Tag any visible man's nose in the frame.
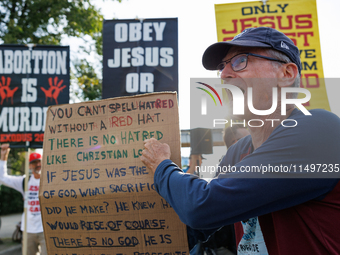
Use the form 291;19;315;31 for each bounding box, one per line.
220;63;236;79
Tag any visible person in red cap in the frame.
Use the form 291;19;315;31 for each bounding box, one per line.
0;144;46;255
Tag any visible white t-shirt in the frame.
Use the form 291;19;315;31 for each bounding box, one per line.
0;160;43;233
237;217;269;255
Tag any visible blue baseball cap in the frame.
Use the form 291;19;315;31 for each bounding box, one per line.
202;27;302;74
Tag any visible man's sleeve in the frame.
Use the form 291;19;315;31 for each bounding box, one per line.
0;160;25;195
153;111;340;230
155;160;337;229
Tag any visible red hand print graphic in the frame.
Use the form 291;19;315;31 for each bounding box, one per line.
0;76;19;105
41;76;66;105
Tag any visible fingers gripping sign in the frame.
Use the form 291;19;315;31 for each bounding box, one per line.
0;143;10;161
141;138;171;174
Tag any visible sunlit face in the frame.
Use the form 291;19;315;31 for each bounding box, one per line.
29;160;42;178
219;46;282;120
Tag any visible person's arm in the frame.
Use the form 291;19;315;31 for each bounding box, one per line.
152;159;338;229
0;143;10;161
141;111;340;229
0;144;25;195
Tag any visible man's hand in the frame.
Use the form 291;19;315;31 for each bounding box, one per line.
0;144;10;161
140;138;171;174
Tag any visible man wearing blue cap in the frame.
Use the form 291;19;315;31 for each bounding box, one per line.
0;144;47;255
140;27;340;254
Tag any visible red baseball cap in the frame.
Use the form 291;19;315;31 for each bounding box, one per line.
29;152;42;163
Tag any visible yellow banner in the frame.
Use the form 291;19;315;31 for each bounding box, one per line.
215;0;329;110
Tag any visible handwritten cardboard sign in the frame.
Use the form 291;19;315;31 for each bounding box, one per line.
40;92;189;255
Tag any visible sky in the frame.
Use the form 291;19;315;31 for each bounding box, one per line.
92;0;340;132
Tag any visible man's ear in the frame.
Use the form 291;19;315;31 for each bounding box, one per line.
278;63;299;88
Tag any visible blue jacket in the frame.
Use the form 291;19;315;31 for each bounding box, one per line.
153;109;340;253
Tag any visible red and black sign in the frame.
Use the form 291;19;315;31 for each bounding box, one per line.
0;45;70;148
102;18;178;98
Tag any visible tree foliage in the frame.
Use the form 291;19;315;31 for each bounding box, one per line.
0;0;118;100
0;149;25;215
0;185;23;215
73;58;102;101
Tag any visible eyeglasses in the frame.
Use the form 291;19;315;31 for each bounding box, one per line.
217;53;287;72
